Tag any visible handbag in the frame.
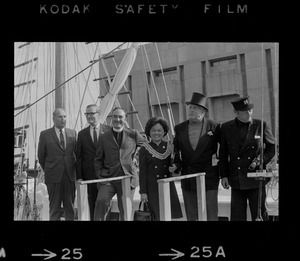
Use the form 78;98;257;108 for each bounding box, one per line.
133;201;153;221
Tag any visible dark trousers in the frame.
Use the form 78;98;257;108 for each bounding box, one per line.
94;182;124;221
46;172;75;221
230;187;268;221
87;183;98;221
182;187;218;221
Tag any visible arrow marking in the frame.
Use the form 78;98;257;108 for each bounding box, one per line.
31;249;57;260
158;248;185;260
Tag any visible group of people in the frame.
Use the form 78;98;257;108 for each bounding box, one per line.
37;92;276;221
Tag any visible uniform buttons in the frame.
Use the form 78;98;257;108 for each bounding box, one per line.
156;175;160;178
237;167;241;170
248;157;251;160
154;166;158;169
252;146;255;149
237;157;240;160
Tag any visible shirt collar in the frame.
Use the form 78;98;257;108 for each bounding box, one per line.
112;127;124;133
90;123;100;129
55;126;65;133
235;117;252;126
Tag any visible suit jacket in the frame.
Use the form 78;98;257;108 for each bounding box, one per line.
219;118;275;190
37;127;77;184
173;118;219;190
94;127;145;188
76;124;110;180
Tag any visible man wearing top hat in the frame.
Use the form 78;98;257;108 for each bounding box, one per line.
173;92;220;221
219;96;275;221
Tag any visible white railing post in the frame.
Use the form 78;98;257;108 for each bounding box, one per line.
158;182;171;221
157;173;206;221
76;176;132;221
121;176;132;221
196;174;207;221
75;182;90;221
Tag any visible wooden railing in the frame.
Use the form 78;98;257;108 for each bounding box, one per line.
75;176;132;221
157;172;207;221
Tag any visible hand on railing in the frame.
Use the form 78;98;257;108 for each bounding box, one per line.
168;164;177;173
221;177;230;189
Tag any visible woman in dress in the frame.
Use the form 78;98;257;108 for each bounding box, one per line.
139;117;182;220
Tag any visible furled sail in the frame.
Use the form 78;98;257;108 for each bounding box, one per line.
98;42;139;123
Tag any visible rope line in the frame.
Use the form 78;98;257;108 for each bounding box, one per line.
73;42;100;129
141;45;154;117
154;43;176;129
15;42;126;118
142;44;165;120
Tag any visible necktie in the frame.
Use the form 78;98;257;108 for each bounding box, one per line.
117;132;122;147
93;127;98;146
59;129;65;149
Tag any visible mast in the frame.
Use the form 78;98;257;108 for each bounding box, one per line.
55;42;66;109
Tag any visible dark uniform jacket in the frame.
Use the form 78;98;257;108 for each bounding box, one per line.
38;127;77;183
173;118;219;190
75;124;110;180
219;118;275;190
139;141;182;219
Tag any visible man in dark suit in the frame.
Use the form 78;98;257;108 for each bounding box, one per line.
94;107;145;221
173;92;220;221
219;97;275;221
38;108;77;220
76;104;110;220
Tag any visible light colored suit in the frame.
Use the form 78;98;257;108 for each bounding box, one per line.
94;127;145;220
95;127;145;187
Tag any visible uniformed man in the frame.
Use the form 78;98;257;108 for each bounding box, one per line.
219;96;275;221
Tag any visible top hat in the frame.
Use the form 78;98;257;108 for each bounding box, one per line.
186;92;208;110
231;97;254;111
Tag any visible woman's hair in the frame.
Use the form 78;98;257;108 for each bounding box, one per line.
144;117;169;138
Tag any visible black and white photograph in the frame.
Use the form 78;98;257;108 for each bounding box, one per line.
13;42;279;222
2;0;295;260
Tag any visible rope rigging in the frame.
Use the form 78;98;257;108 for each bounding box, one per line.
73;42;100;129
14;42;127;118
142;44;165;121
154;43;176;131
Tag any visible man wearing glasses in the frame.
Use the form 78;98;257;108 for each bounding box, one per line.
76;104;110;220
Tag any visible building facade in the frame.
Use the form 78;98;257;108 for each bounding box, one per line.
97;42;278;138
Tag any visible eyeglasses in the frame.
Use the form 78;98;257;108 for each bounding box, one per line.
85;112;98;116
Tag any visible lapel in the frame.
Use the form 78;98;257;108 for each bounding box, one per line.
238;120;255;154
119;128;127;149
85;126;95;148
109;128;119;147
51;127;65;151
182;121;194;153
194;118;208;152
65;128;70;150
184;119;208;153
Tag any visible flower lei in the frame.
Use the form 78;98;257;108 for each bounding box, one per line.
141;141;173;160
